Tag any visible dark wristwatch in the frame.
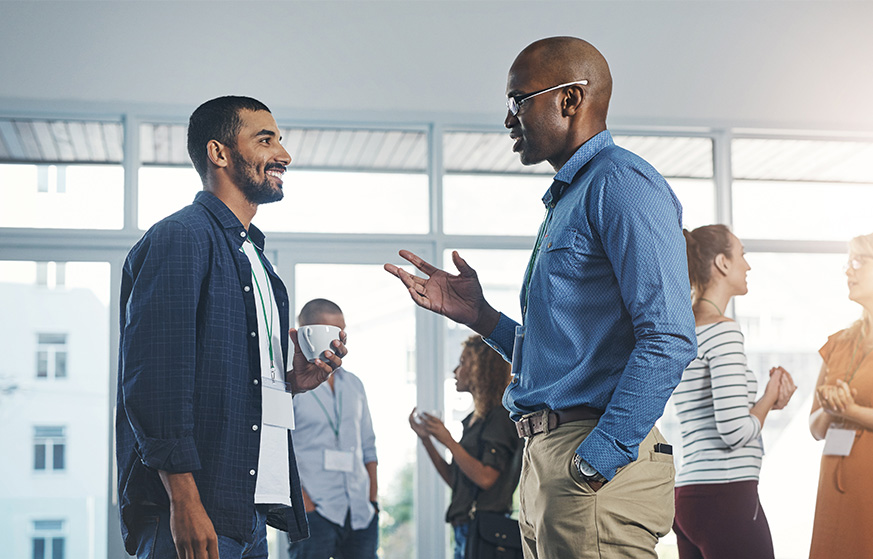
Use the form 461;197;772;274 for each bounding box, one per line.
371;500;380;513
574;454;607;484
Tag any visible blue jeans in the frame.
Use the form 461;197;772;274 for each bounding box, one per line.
127;504;269;559
287;510;378;559
453;522;469;559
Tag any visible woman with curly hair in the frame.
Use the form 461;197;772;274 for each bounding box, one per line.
410;335;522;559
809;232;873;558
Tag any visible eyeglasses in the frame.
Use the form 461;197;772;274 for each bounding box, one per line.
843;256;870;272
506;80;588;116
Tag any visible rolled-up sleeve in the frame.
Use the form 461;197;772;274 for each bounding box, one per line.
479;413;518;472
120;220;205;473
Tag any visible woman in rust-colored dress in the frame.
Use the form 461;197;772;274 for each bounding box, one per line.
809;232;873;558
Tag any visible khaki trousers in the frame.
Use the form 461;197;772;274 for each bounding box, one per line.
518;415;674;559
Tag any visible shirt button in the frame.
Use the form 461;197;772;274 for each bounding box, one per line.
253;378;259;385
547;242;552;248
244;286;251;292
249;469;256;476
240;231;246;237
250;332;256;338
252;424;259;431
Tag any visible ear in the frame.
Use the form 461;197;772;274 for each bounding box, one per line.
206;139;230;170
713;253;730;276
561;85;584;117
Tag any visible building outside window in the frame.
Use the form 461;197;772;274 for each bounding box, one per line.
31;519;65;559
33;426;65;472
36;334;67;379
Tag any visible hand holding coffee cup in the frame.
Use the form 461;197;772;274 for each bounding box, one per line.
298;324;343;363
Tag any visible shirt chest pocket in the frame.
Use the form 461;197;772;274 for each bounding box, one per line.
532;227;591;302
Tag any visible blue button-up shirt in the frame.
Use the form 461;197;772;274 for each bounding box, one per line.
487;131;697;480
116;191;308;552
291;368;378;530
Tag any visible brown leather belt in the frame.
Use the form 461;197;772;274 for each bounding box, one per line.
515;405;603;438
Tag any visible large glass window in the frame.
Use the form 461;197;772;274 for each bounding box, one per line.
4;109;872;559
736;252;858;559
139;123;430;234
443;133;715;235
137;166;200;229
293;263;418;557
0;164;124;229
256;170;429;234
732;137;873;240
0;261;109;558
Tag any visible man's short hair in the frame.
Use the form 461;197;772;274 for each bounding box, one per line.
298;298;344;326
187;96;271;181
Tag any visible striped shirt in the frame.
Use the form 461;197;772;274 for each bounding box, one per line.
673;321;763;486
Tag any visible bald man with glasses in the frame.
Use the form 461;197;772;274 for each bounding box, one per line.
386;37;696;558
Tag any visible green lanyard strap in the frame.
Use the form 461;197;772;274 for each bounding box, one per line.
246;237;277;378
312;390;343;440
522;203;555;318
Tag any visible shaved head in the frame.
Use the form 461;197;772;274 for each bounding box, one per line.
505;37;612;170
514;37;612;121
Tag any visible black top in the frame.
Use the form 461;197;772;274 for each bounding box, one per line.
445;406;522;525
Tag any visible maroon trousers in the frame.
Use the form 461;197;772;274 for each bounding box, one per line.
673;480;775;559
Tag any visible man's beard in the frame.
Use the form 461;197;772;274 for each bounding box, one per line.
230;150;284;205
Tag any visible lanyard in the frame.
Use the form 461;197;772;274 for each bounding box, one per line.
521;202;555;318
246;237;277;379
312;390;342;440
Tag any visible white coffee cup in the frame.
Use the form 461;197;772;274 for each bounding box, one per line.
298;324;342;363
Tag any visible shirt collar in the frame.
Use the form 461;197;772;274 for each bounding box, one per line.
194;190;266;248
543;130;614;205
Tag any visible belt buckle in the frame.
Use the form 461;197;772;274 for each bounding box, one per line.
516;416;533;438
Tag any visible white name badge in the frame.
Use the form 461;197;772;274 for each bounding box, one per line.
510;325;525;377
324;449;354;472
262;380;295;430
823;426;856;456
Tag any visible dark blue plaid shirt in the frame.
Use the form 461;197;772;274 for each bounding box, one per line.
488;131;697;480
116;191;308;552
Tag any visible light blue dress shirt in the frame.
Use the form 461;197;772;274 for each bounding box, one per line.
291;368;377;530
486;130;697;480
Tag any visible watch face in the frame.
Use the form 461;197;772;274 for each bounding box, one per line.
576;455;597;477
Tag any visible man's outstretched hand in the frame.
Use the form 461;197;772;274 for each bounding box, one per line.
384;250;499;336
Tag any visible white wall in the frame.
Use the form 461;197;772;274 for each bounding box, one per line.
0;0;871;131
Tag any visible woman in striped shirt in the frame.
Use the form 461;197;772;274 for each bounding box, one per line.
672;224;796;559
